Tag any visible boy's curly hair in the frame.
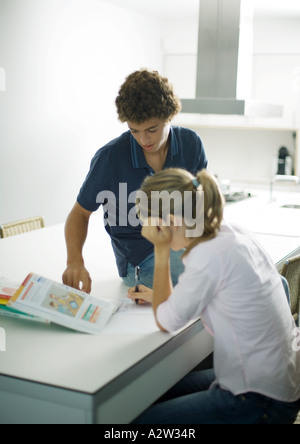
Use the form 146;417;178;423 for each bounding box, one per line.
115;69;182;124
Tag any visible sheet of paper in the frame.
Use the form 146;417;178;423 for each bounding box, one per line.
100;299;156;334
117;298;153;315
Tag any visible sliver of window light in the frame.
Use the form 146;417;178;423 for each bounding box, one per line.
0;67;6;92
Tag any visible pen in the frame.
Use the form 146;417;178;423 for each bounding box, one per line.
135;266;140;305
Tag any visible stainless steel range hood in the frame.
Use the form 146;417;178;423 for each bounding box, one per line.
181;0;283;117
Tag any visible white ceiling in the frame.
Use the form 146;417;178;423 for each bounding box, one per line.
105;0;197;20
255;0;300;18
105;0;300;20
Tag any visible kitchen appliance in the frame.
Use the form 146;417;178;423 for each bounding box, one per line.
277;147;293;176
181;0;283;117
223;191;252;204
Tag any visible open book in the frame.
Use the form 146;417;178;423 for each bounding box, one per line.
0;278;19;306
0;276;49;323
8;273;117;334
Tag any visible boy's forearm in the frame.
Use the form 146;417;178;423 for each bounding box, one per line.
65;204;91;265
63;204;93;292
65;216;87;265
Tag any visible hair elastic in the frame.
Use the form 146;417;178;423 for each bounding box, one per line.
192;178;201;189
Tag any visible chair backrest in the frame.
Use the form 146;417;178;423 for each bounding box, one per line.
0;217;45;239
281;255;300;326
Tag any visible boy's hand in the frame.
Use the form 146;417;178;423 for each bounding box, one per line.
62;264;92;294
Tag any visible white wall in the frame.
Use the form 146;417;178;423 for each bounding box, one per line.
162;18;199;99
252;18;300;126
162;15;300;125
162;14;300;183
197;128;296;184
0;0;163;226
2;3;300;228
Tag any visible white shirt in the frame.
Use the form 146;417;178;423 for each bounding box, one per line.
157;222;300;402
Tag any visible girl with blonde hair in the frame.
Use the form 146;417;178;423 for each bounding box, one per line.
129;168;300;424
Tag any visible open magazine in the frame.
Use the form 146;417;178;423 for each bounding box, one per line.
0;277;19;305
8;273;118;334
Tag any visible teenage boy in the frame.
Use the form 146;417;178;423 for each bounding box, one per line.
62;69;207;293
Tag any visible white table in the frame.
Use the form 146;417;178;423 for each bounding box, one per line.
0;214;213;424
223;191;300;269
0;212;299;424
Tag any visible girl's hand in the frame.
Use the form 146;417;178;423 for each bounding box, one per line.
141;218;172;248
127;285;153;305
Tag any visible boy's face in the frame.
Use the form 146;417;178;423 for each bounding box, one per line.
127;118;171;155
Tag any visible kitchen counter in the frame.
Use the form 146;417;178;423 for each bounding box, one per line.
0;189;299;424
224;188;300;268
0;218;213;424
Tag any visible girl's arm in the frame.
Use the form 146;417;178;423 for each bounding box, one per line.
142;220;173;332
152;245;173;331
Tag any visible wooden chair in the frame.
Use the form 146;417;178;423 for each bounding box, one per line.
280;258;300;425
0;217;45;239
281;256;300;327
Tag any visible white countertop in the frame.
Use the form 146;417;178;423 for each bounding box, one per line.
0;215;211;397
0;194;299;396
224;189;300;264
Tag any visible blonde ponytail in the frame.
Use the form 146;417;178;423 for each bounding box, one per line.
137;168;224;256
183;170;224;256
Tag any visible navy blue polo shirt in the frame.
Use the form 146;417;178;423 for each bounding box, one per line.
77;126;208;278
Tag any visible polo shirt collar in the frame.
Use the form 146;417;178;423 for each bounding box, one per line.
130;126;178;169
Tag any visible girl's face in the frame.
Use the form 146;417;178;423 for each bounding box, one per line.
127;119;171;155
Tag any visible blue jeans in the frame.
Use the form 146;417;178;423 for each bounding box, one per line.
122;250;185;288
132;370;300;424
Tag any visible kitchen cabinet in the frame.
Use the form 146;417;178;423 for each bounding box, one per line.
174;114;299;182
